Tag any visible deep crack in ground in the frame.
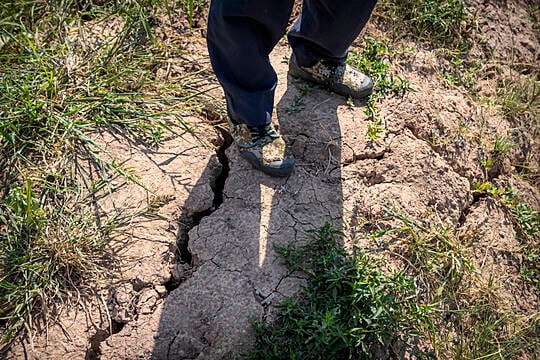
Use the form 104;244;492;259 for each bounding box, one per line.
85;320;125;360
166;126;232;292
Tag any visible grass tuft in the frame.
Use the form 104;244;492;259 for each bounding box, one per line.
246;224;433;359
366;210;539;359
0;179;118;344
375;0;474;50
473;182;540;293
497;77;539;122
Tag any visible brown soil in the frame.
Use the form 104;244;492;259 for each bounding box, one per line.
4;0;539;359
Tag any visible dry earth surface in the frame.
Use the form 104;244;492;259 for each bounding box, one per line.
4;0;539;359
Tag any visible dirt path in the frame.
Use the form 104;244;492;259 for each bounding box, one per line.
5;1;538;358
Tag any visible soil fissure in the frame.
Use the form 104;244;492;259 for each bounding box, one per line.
166;127;232;292
85;321;125;360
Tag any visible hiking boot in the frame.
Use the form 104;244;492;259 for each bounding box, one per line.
228;119;295;177
288;54;374;99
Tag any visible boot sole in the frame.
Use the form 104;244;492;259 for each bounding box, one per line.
241;151;295;177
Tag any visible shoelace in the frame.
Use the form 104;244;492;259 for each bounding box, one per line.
248;123;280;144
320;60;346;81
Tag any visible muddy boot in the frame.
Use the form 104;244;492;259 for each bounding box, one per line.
288;54;374;99
228;119;295;177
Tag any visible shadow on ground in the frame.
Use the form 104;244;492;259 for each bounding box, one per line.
151;70;351;358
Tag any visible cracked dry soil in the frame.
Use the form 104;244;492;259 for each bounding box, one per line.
5;1;539;358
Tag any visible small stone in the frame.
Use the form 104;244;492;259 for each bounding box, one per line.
138;289;158;315
108;283;134;323
155;285;167;297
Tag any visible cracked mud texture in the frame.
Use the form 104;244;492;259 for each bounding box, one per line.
5;0;539;358
107;44;477;359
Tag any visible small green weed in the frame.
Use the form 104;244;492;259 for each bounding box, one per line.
286;79;313;115
285;95;305;114
479;158;493;169
180;0;205;28
347;37;412;142
246;224;432;359
296;82;315;97
472;182;505;197
523;245;540;294
478;135;514;175
348;37;412;99
441;58;481;91
366;120;385;142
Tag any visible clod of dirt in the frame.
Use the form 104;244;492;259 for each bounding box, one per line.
108;283;136;324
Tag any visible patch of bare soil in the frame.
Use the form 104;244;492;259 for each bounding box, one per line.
5;0;538;359
467;0;539;64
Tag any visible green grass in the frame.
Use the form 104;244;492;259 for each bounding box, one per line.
246;224;433;359
368;210;538;359
491;135;514;157
348;37;412;99
447;287;540;360
472;182;540;237
375;0;474;51
375;0;479;93
387;213;473;302
284;95;305;114
180;0;206;28
247;218;538;358
497;76;539;130
0;0;217;347
366;120;385;142
441;58;481;92
494;76;539;180
347;37;412;142
1;0;538;357
0;179;120;344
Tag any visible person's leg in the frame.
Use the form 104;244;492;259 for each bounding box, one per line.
286;0;378;99
207;0;295;126
207;0;296;177
288;0;378;67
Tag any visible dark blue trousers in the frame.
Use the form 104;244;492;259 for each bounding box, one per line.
207;0;378;126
